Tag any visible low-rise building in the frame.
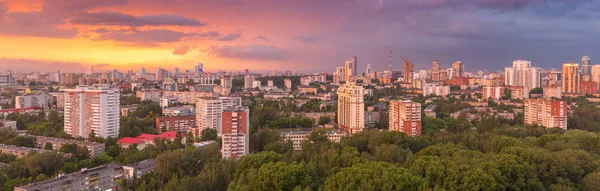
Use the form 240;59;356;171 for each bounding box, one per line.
0;144;47;158
33;136;105;157
15;94;52;109
425;104;437;118
14;164;123;191
122;159;156;179
280;129;347;150
163;105;195;117
136;90;161;102
0;120;17;130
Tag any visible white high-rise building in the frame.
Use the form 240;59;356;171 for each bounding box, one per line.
63;85;120;138
196;97;242;135
582;56;591;76
337;82;364;134
195;63;204;76
504;60;542;91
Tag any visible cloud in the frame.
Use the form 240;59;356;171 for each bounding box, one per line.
209;44;285;60
198;31;221;39
173;45;191;55
93;28;194;44
256;36;269;41
0;58;87;73
70;12;205;26
293;35;319;44
217;33;241;41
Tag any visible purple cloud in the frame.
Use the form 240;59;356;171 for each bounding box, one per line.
173;45;191;55
70;12;205;26
217;33;241;41
293;35;319;44
209;44;285;60
0;58;87;73
93;28;194;45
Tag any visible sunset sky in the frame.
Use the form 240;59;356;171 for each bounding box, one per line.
0;0;599;73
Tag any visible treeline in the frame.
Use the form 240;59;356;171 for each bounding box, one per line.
116;127;600;190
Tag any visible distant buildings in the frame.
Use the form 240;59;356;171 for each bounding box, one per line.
337;82;364;134
221;108;249;159
284;78;292;89
244;75;255;89
122;159;156;179
452;61;464;78
422;84;450;97
389;100;421;136
524;99;567;130
482;86;503;100
582;56;591;76
15;94;52;109
504;60;542;93
33;135;105;157
136;90;161;102
562;63;580;93
63;85;120;138
0;144;47;158
543;86;562;98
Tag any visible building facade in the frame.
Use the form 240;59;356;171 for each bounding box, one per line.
524;99;568;130
482;86;503;100
337;82;365;134
63;85;120;138
15;94;52;109
562;63;580;93
221;108;249;159
389;100;422;136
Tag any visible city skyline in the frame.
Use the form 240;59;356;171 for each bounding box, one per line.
0;0;599;73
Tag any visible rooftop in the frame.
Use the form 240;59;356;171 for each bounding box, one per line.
16;163;122;190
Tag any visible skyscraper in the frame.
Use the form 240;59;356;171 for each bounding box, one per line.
403;58;414;85
452;61;464;77
63;85;120;138
582;56;591;75
432;60;440;71
344;58;355;82
504;60;542;92
562;63;580;93
351;56;358;76
389;100;421;136
221;108;249;159
524;99;567;130
195;63;204;76
337;82;364;135
366;64;372;75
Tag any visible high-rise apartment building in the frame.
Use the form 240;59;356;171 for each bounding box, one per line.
592;65;600;90
195;63;204;76
337;82;364;134
422;84;450;97
389;100;421;136
156;67;169;81
524;99;567;130
543;85;562;98
504;60;542;92
452;61;464;78
63;85;120;138
196;97;242;135
221;108;249;159
562;63;580;93
403;58;414;85
244;75;255;89
366;63;372;75
582;56;591;76
352;56;358;76
334;66;345;83
344;58;355;82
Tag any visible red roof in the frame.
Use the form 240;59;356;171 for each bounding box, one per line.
158;131;185;140
135;134;158;141
0;107;41;113
117;137;144;144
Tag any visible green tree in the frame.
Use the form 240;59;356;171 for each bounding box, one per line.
324;161;422;190
43;142;53;150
